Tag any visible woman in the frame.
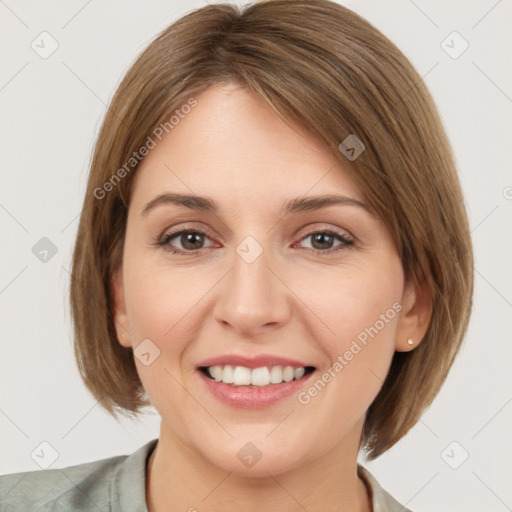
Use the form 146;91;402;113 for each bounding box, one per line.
0;0;473;510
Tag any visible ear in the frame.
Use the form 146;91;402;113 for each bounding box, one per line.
110;265;132;348
395;276;433;352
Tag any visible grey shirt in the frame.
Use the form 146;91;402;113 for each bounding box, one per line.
0;438;412;511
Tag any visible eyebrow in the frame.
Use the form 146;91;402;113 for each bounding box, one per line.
141;192;372;217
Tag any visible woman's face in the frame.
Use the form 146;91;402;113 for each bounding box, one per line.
112;82;421;476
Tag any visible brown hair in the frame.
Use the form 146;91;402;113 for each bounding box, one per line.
70;0;473;460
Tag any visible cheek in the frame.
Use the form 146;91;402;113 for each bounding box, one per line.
296;258;403;346
124;253;202;341
123;262;203;414
292;259;402;409
121;255;194;373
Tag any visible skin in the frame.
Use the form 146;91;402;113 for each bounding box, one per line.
111;82;431;512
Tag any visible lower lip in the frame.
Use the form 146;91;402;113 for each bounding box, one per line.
197;369;315;409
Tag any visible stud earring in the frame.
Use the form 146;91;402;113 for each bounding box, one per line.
407;338;414;345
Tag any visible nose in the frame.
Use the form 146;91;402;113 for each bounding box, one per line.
213;241;291;337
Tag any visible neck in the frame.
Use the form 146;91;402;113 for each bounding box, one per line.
146;421;371;512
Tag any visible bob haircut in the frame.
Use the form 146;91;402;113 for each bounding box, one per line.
70;0;473;460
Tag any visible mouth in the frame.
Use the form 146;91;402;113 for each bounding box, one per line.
198;364;316;388
195;354;318;408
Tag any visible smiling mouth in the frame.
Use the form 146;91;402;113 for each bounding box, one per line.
199;365;316;388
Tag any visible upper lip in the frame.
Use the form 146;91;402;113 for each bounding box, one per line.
197;354;314;369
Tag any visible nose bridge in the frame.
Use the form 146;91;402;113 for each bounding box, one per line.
213;233;289;333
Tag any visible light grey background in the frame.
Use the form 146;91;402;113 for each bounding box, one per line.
1;1;511;511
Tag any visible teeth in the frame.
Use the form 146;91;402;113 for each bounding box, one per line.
210;365;223;382
269;366;283;384
222;365;234;383
233;366;251;385
251;367;270;386
283;366;294;382
206;365;310;387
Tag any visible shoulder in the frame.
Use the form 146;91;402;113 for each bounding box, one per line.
0;439;158;512
358;464;415;512
0;453;124;511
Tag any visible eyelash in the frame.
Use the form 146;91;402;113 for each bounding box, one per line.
154;227;355;256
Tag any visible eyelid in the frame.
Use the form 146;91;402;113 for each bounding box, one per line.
159;222;217;240
298;224;355;241
159;223;354;242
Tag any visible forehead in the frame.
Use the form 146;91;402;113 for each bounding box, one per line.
130;83;363;213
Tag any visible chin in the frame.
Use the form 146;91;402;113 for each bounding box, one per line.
197;434;308;478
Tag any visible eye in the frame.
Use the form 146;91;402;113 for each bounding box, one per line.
156;229;214;254
155;227;354;256
297;229;354;254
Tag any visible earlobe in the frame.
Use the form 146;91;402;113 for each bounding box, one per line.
395;277;433;352
110;266;131;348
